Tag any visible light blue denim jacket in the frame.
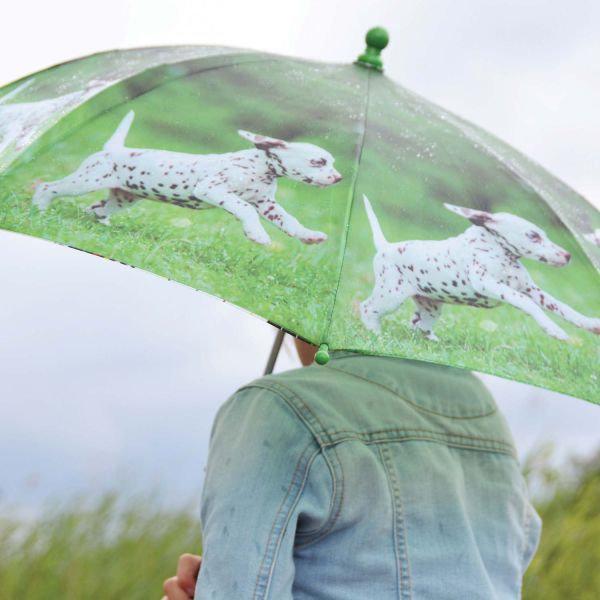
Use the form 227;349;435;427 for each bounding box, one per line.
195;353;541;599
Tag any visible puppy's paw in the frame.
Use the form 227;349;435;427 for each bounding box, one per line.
586;318;600;335
246;228;271;246
85;206;111;225
547;324;570;341
30;178;44;192
424;331;440;342
32;186;53;211
299;230;328;245
360;305;381;334
362;321;381;335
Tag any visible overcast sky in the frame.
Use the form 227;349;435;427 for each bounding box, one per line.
0;0;599;514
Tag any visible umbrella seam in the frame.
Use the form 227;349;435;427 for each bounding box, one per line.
320;67;372;344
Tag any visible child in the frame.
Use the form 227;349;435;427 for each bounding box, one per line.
163;340;541;599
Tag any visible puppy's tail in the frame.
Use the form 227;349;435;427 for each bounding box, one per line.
104;110;135;151
363;194;388;251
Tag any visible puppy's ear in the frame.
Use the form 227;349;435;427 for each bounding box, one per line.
238;130;288;150
444;203;496;227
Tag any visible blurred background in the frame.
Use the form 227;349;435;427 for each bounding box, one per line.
0;1;599;598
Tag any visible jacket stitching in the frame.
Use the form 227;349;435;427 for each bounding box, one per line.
238;382;346;548
379;444;413;600
348;437;512;457
252;441;319;600
240;380;334;444
320;429;515;457
292;452;335;539
295;444;345;548
241;382;512;455
325;362;497;419
238;379;515;567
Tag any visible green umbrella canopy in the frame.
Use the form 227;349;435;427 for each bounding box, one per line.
0;31;598;403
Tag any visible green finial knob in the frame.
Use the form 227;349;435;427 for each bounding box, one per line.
356;27;389;71
315;343;330;365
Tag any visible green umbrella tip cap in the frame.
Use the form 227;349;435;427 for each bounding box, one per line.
315;344;330;366
356;27;389;72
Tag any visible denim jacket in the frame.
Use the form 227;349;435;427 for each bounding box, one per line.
195;353;541;600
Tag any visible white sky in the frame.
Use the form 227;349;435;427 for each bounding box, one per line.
0;0;599;512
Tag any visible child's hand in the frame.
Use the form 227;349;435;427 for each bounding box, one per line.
162;553;202;600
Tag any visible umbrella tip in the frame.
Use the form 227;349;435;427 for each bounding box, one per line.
355;27;389;72
315;343;330;366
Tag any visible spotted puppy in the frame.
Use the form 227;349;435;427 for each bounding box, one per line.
33;111;342;245
360;195;600;341
1;78;109;156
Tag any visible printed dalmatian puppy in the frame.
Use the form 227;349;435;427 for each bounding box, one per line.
0;78;108;156
360;194;600;341
33;111;342;245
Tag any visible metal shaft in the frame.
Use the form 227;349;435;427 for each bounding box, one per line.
264;328;285;375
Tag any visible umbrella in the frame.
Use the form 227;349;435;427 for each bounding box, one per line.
0;29;598;403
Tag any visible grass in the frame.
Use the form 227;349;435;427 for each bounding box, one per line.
522;450;600;600
0;494;201;600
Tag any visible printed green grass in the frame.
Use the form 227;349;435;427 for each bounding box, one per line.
0;176;338;341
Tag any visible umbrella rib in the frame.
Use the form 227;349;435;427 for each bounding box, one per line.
320;68;372;346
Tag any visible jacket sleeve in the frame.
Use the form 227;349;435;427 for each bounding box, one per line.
521;500;543;574
194;385;326;600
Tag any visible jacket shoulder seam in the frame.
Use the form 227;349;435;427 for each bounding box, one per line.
252;441;320;599
294;447;344;546
239;380;333;447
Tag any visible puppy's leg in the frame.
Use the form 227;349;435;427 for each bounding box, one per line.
525;285;600;335
86;189;141;225
473;278;570;340
33;154;115;210
195;187;271;245
360;254;413;334
256;201;327;244
410;296;443;341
